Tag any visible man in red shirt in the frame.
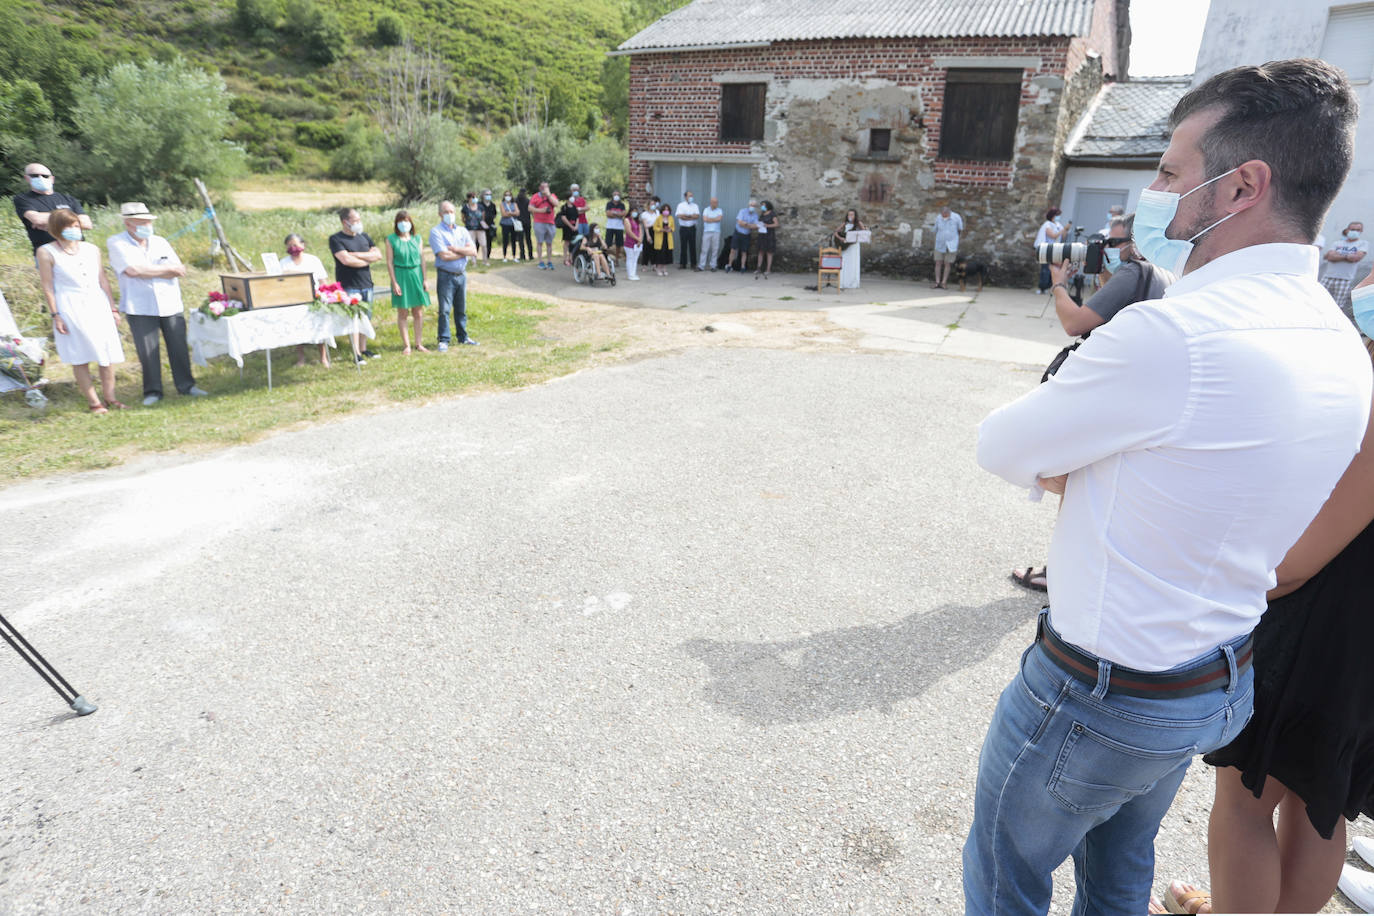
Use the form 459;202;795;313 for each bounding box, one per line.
529;181;559;270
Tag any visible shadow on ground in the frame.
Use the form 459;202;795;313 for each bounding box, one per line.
681;596;1036;724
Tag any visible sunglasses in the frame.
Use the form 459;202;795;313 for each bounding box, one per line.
1104;237;1130;248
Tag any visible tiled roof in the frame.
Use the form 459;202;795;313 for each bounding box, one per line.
617;0;1095;52
1065;77;1193;161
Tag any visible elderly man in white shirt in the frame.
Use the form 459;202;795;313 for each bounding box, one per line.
675;191;700;270
107;202;207;406
963;60;1372;916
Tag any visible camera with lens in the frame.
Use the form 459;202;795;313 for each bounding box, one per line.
1036;233;1106;274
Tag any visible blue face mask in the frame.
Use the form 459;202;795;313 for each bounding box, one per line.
397;221;411;234
1103;247;1122;269
28;175;52;193
1352;285;1374;339
60;227;82;241
1133;167;1239;274
133;224;153;239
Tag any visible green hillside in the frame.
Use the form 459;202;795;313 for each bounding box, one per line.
0;0;689;175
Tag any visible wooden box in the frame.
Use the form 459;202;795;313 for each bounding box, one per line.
220;272;316;310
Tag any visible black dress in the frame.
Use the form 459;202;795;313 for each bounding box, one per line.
1203;519;1374;839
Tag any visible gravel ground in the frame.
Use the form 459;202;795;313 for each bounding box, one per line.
1;345;1367;914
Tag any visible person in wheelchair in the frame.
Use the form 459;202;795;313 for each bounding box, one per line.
580;224;613;280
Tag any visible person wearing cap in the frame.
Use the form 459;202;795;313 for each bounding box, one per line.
14;162;90;254
106;202;206;406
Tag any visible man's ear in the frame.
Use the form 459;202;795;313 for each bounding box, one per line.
1225;159;1272;215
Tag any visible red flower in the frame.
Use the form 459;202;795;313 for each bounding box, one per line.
208;291;226;301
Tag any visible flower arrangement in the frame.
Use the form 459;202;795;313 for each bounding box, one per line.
310;282;368;319
198;290;244;320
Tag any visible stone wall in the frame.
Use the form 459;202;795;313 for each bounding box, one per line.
627;25;1114;286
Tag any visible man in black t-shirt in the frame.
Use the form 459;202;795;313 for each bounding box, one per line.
13;162;91;253
328;206;384;363
557;200;580;266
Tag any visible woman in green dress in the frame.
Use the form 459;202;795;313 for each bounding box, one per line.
385;210;430;355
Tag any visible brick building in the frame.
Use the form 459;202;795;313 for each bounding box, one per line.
613;0;1130;283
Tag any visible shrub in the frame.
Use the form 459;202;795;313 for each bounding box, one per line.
285;0;346;65
328;116;384;181
498;122;579;196
375;12;404;47
235;0;279;32
296;120;345;150
71;57;245;204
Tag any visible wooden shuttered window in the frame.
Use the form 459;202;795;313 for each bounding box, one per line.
939;69;1022;162
720;83;766;141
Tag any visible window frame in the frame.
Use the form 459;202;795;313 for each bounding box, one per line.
938;68;1023;163
719;82;767;142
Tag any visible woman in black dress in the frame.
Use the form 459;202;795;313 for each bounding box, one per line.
1162;339;1374;914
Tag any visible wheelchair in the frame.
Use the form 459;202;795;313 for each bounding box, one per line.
570;236;616;286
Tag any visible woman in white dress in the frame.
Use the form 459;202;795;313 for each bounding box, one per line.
283;233;333;368
37;209;125;413
832;208;866;289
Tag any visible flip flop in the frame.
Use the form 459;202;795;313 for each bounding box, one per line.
1011;565;1048;592
1164;882;1211;914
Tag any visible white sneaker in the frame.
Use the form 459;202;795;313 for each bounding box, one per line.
142;394;161;407
1339;863;1374;913
187;385;209;397
1354;836;1374;868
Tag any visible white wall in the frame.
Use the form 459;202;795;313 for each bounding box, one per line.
1061;164;1158;225
1193;0;1373;257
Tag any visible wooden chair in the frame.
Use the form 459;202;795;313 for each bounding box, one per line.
817;246;843;291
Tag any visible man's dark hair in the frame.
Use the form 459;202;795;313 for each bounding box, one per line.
337;207;355;222
1169;59;1357;240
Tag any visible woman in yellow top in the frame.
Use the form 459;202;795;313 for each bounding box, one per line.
651;204;675;277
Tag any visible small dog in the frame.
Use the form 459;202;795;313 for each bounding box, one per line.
952;255;990;293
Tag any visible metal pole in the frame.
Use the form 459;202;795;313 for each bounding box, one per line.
266;348;272;390
0;612;97;715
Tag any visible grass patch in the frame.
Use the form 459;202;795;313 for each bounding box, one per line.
0;292;595;482
777;295;795;301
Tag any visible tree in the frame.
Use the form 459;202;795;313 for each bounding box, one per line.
235;0;279;32
284;0;346;64
375;12;404;47
498;122;579;196
328;115;384;182
71;58;245;205
370;40;449;202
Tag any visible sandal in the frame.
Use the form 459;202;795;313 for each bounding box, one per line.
105;400;128;410
88;403;108;415
1010;565;1048;592
1164;882;1211;914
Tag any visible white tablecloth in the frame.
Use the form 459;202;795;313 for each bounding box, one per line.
188;304;376;368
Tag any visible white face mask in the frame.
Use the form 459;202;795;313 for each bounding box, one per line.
348;221;363;235
1347;230;1362;240
1133;167;1239;275
612;195;620;202
504;196;512;202
442;212;456;227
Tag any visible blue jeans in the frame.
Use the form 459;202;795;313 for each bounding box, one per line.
342;287;374;310
1038;263;1052;291
963;611;1253;916
435;270;467;344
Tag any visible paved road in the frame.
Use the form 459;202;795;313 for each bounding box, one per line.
1;343;1365;913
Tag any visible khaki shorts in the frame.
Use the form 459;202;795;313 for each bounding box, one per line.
933;249;957;263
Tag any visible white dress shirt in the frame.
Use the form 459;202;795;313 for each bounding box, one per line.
107;232;184;317
978;243;1372;670
675;200;700;227
282;252;328;284
934;212;963;252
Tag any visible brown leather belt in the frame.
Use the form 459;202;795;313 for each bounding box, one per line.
1036;615;1252;699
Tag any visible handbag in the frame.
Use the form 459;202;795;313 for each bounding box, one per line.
1041;262;1157;383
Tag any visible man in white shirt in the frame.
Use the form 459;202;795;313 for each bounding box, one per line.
698;196;723;271
1321;220;1367;317
932;204;963;289
675;191;700;270
106;202;207;406
964;59;1372;916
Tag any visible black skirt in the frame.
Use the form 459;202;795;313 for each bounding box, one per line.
1203;520;1374;839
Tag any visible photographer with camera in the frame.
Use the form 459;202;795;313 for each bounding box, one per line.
1049;213;1173;338
1010;213;1173;593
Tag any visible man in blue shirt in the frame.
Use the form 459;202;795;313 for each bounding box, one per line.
725;199;759;274
429;199;480;351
